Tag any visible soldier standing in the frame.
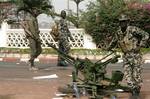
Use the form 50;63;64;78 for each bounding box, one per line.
57;10;74;66
107;15;149;96
20;15;42;71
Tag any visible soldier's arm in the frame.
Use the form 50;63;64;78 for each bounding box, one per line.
68;30;74;41
106;36;118;51
20;21;29;30
20;21;35;39
140;30;149;46
132;26;149;47
66;24;74;41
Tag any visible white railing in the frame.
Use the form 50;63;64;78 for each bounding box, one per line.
0;22;96;49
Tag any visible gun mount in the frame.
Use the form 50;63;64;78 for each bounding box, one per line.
47;43;131;99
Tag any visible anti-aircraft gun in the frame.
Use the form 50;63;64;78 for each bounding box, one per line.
47;43;131;99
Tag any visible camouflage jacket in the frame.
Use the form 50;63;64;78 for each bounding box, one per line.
21;17;40;41
58;18;73;42
108;26;149;53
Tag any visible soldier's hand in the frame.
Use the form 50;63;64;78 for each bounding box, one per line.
135;46;141;52
140;41;147;47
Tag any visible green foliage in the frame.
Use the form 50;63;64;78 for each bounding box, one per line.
13;0;53;17
80;0;127;47
0;47;106;55
70;48;104;55
1;47;150;55
0;48;57;54
80;0;150;47
141;48;150;54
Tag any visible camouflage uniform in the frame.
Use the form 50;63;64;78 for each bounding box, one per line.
21;16;42;68
57;18;73;66
109;26;149;90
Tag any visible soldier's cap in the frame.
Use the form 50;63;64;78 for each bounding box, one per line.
119;14;130;21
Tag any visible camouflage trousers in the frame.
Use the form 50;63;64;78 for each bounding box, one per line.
123;52;143;89
28;37;42;66
57;39;70;66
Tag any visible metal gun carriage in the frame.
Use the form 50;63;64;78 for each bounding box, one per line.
47;43;131;99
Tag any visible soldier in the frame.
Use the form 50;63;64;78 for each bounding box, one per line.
107;14;149;96
20;15;42;71
57;10;74;66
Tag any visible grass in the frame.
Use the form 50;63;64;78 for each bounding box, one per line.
0;47;150;55
141;48;150;54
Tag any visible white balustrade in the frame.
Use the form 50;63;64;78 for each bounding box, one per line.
0;22;96;49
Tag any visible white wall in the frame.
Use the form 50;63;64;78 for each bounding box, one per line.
0;21;8;47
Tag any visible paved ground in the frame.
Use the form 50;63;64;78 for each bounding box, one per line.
0;60;150;99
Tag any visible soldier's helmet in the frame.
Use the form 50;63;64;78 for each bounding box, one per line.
119;14;130;21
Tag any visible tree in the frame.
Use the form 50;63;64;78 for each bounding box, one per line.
80;0;150;48
14;0;53;18
14;0;79;28
71;0;84;28
0;0;17;25
11;0;53;30
0;9;5;25
80;0;127;48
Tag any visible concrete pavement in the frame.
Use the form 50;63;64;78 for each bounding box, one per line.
0;61;150;99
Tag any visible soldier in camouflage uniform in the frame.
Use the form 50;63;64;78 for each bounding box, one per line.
57;10;74;66
20;15;42;71
107;15;149;96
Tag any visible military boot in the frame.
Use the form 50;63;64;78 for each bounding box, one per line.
28;60;39;71
57;61;68;67
130;87;141;99
28;59;34;67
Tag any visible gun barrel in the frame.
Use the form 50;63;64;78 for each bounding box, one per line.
102;55;120;65
46;42;75;64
